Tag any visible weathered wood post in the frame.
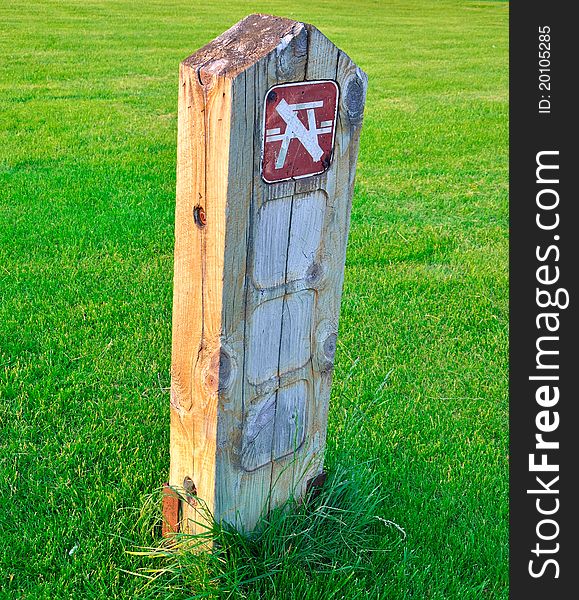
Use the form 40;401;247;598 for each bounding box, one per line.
165;14;367;535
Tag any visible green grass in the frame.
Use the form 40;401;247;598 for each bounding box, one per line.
0;0;508;597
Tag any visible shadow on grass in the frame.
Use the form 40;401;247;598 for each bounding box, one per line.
126;466;406;599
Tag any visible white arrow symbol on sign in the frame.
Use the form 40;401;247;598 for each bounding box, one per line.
265;99;333;169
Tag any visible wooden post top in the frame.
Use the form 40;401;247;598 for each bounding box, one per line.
182;14;304;82
181;14;364;88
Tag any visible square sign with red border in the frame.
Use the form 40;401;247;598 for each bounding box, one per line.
261;80;339;183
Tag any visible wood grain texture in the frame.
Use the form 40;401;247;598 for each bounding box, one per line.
169;60;231;534
169;14;367;534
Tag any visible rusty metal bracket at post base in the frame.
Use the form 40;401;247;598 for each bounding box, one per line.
162;479;199;538
162;483;180;537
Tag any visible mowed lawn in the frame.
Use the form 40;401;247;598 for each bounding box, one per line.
0;0;508;598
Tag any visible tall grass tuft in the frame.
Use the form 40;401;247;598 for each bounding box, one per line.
128;466;405;599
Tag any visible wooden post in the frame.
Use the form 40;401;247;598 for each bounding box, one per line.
167;14;367;534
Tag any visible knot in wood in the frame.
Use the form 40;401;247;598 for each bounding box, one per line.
193;205;207;228
344;71;366;125
306;262;323;285
275;25;307;79
204;349;221;393
323;333;337;361
183;476;198;506
218;347;234;390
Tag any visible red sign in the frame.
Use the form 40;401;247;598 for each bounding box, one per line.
261;80;339;183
